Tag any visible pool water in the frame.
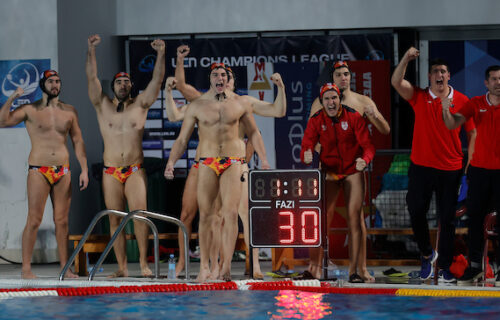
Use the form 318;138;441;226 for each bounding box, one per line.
1;290;499;319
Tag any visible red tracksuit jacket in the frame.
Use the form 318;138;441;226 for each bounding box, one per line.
300;106;375;175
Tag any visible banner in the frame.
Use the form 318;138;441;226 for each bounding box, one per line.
127;34;393;170
0;59;50;128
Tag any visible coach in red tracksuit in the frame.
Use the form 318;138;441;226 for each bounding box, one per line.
443;65;500;285
301;83;375;283
392;47;476;283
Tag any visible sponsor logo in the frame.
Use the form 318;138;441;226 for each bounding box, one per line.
249;63;271;91
1;62;41;99
138;55;156;72
341;121;348;130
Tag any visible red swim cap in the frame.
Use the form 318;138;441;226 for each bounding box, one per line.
113;72;130;80
42;70;59;81
333;60;350;70
319;83;340;99
210;63;226;70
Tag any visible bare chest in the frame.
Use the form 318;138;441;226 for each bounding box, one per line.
342;96;364;115
197;101;244;127
100;103;146;132
27;107;72;134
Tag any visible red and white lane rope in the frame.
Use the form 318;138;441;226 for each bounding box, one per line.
1;280;500;298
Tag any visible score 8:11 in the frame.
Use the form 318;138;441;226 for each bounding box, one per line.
278;210;319;245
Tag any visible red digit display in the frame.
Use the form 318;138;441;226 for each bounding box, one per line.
301;210;319;244
278;211;294;244
249;170;322;248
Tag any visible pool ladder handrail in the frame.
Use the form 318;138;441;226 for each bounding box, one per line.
87;209;189;281
59;209;159;281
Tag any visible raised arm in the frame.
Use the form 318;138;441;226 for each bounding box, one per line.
240;109;270;169
68;107;89;190
247;73;286;117
0;87;27;127
175;45;202;102
164;77;188;122
391;47;418;101
362;97;391;135
136;39;166;108
441;98;467;130
164;104;197;179
86;34;104;108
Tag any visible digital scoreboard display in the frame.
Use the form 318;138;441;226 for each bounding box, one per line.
249;170;323;248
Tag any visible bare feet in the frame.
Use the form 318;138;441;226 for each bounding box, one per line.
21;269;37;279
360;269;375;282
252;270;264;280
107;269;129;278
63;269;79;279
141;264;153;277
218;263;232;281
219;271;231;281
209;265;220;280
196;266;211;282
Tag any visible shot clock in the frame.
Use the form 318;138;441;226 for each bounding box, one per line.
249;169;324;248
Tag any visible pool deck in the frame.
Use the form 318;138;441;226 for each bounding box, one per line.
1;261;499;293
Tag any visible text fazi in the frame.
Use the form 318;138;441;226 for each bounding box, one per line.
275;200;295;209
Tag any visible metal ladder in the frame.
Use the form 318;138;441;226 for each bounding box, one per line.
59;209;189;281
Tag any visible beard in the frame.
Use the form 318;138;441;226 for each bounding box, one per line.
114;88;131;102
42;87;60;105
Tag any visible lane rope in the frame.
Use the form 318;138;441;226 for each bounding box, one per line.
1;281;499;299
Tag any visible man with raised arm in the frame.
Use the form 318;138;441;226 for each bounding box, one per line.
164;63;270;281
442;65;500;286
0;71;89;279
167;44;286;279
392;47;476;283
86;34;165;277
309;60;390;135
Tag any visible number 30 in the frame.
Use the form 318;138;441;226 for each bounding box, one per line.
279;210;318;244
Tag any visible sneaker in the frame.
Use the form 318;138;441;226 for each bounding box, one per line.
438;269;456;284
420;251;438;280
457;267;483;286
495;272;500;287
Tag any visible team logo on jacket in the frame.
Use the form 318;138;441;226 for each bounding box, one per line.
321;124;327;131
341;121;348;130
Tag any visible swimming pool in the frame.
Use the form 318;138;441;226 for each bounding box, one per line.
1;289;499;319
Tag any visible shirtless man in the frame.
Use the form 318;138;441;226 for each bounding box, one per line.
308;61;390;281
86;34;165;277
0;70;88;279
309;61;390;134
167;45;286;278
164;63;270;281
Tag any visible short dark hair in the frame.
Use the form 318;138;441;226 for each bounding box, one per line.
485;65;500;80
428;59;449;73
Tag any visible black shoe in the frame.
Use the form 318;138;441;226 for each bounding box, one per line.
495;271;500;287
349;273;364;283
457;267;483;286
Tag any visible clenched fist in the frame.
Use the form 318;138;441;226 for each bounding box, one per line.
88;34;101;48
151;39;166;53
355;158;367;171
403;47;420;62
177;45;190;59
270;73;284;88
